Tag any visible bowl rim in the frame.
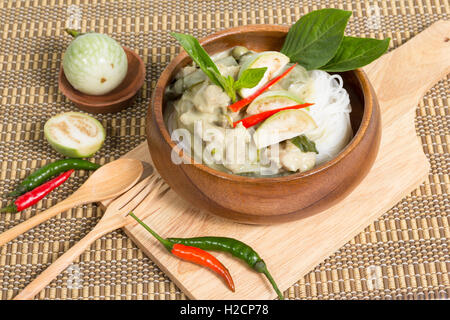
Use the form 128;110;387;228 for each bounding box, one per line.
59;46;145;108
150;24;374;183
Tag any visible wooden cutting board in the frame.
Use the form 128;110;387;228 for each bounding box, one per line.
101;21;450;300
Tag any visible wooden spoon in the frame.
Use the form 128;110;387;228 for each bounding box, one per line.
0;158;143;247
13;173;164;300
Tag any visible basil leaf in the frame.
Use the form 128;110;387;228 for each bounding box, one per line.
291;135;318;154
281;8;352;70
320;36;390;72
171;32;223;87
234;67;267;90
172;32;242;101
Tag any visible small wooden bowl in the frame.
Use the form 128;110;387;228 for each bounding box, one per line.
59;47;145;114
147;25;381;224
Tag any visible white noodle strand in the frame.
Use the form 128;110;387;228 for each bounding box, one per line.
304;70;353;165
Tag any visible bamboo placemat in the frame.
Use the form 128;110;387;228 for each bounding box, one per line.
0;0;448;300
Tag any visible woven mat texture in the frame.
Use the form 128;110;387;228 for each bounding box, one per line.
0;0;448;300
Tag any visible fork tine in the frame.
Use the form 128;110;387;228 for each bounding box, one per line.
131;178;167;219
107;174;153;211
118;174;161;214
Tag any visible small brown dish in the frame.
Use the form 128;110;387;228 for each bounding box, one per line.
59;47;145;114
147;25;381;224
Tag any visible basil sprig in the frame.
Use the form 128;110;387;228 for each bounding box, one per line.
215;66;267;102
171;32;266;102
291;135;318;154
281;9;390;72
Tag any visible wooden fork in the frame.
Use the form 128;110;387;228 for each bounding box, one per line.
13;173;165;300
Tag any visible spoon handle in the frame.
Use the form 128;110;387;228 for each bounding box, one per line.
0;197;82;247
12;216;122;300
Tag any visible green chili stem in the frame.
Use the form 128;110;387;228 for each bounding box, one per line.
8;188;26;198
65;28;82;38
0;204;17;213
128;212;173;251
263;269;284;300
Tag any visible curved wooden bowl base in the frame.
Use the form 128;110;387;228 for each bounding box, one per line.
148;25;380;223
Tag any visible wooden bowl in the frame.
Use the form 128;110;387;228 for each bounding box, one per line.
59;47;145;114
147;25;381;224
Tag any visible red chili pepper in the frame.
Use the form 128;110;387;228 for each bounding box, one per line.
127;212;235;292
1;169;74;213
228;63;298;113
171;243;235;292
233;103;314;128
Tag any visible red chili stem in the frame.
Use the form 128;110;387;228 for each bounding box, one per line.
1;169;74;213
171;243;235;292
233;103;314;128
228;63;298;113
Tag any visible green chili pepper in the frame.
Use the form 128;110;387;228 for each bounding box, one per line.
1;170;74;213
8;159;100;197
167;236;284;299
128;212;236;292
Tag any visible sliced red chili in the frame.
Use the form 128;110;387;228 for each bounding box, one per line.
1;169;74;213
233;103;314;128
228;63;298;113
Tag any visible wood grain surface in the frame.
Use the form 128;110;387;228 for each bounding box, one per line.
100;20;449;299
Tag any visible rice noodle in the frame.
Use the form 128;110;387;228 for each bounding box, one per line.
300;70;353;165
